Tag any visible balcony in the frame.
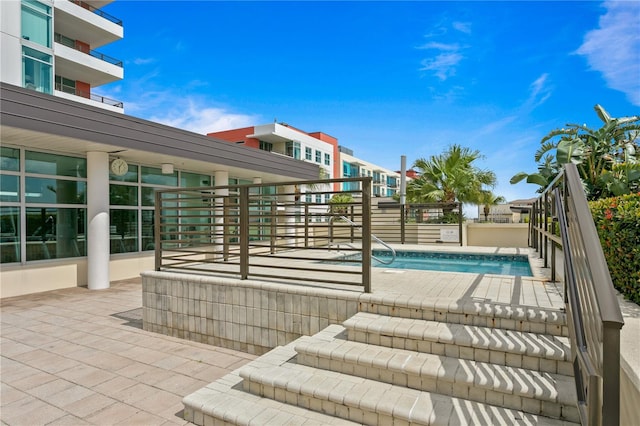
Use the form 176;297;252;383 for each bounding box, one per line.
55;81;124;112
55;33;123;67
54;0;123;49
54;40;123;87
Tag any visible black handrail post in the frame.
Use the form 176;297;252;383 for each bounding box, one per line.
154;190;161;270
458;202;463;246
361;178;372;293
239;186;249;279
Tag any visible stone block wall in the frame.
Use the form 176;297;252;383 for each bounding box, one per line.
142;271;360;355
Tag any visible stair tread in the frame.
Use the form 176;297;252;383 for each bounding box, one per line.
344;312;570;360
183;371;359;425
294;332;577;406
239;362;579;426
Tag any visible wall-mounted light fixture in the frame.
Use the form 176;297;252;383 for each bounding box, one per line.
161;163;174;174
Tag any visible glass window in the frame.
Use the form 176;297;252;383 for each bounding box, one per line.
315;150;321;163
141;187;156;207
109;163;138;182
285;141;301;160
25;207;86;260
324;153;330;166
141;210;155;251
315;194;322;204
109;184;138;206
1;207;20;263
259;141;273;152
110;209;138;254
0;175;20;202
25;177;86;204
305;147;312;160
141;166;177;186
26;151;86;177
21;0;52;48
1;147;20;172
22;46;52;94
180;172;211;188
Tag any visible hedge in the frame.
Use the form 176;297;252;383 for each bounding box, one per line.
590;193;640;305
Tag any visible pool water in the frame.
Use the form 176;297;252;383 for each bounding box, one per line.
340;250;533;276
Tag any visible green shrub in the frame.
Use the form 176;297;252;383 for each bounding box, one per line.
590;193;640;305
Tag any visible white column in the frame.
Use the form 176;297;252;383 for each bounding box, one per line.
87;152;110;290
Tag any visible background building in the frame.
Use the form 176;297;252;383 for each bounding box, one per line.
0;0;125;112
337;146;403;197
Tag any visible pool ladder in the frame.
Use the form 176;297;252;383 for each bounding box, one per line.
329;215;396;265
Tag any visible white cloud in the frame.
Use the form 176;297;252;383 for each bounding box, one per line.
452;21;471;34
148;99;258;135
133;57;155;65
576;1;640;106
420;53;464;81
523;73;552;110
417;21;471;81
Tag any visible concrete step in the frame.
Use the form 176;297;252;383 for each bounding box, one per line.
358;297;568;337
238;359;579;426
183;362;359;425
294;330;579;422
343;312;572;375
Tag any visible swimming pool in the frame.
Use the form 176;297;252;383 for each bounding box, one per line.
334;250;533;276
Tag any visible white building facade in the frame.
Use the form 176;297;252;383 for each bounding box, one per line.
338;146;402;197
0;0;124;112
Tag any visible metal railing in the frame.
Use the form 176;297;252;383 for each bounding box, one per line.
55;33;123;67
54;82;124;108
155;177;373;292
530;163;624;425
68;0;123;26
329;215;397;265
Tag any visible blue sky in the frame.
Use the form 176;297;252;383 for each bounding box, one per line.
99;0;639;206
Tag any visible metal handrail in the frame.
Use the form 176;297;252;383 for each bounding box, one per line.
330;215;397;265
54;33;123;67
68;0;123;26
531;163;624;425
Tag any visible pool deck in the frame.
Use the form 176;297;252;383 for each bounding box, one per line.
1;245;564;425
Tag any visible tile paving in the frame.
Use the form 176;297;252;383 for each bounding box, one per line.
0;278;256;426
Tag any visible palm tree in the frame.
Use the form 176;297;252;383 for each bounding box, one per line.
407;144;498;207
511;104;640;199
477;191;506;222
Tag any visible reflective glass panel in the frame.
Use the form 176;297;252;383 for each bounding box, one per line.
1;147;20;171
0;207;20;263
0;175;19;202
141;166;177;186
25;207;86;260
25;151;86;177
25;177;86;204
22;46;52;94
180;172;211;188
21;0;51;47
110;209;138;253
109;184;138;206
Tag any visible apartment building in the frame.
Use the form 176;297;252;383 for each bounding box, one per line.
0;0;124;112
338;146;402;197
0;2;319;298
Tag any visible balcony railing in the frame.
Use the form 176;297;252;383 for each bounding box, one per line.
55;33;123;67
68;0;123;26
55;82;123;108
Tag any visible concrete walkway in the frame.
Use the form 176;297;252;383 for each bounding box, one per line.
0;278;256;426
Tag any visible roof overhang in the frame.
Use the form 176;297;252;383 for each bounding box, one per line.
0;83;320;182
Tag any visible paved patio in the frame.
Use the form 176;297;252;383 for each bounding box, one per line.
0;278;257;426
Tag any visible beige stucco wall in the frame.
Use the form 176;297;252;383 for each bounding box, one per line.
0;254;154;298
465;223;529;248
